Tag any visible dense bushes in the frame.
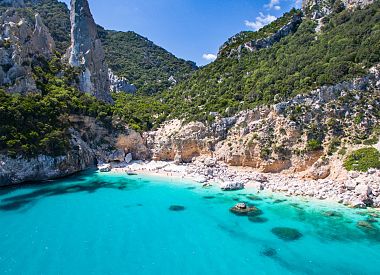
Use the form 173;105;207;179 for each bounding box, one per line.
0;56;114;157
344;148;380;172
98;28;197;94
112;93;169;131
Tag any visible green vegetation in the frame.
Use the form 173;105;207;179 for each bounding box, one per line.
344;148;380;172
161;2;380;120
0;56;114;157
98;28;197;94
220;9;302;56
307;139;323;151
112;93;169;132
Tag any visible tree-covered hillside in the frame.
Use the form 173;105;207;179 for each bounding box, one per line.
97;27;197;95
160;1;380;121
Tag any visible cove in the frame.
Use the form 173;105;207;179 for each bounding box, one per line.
0;171;379;275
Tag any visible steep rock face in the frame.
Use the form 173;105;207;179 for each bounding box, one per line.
108;69;137;94
302;0;374;19
0;10;55;93
146;120;215;163
32;13;55;57
148;65;380;174
67;0;112;103
219;13;302;58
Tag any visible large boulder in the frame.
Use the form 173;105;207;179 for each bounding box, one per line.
355;184;372;196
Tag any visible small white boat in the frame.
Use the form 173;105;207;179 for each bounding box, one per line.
220;181;244;191
98;164;111;172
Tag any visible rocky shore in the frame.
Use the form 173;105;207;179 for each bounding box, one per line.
110;157;380;209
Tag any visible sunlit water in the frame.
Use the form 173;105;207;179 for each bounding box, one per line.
0;171;379;275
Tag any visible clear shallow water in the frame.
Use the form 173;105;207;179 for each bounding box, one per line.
0;171;380;275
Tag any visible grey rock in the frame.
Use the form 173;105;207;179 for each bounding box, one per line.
124;153;133;164
302;0;374;19
108;69;137;94
355;184;372;196
107;149;125;162
67;0;112;103
0;10;54;93
0;136;95;186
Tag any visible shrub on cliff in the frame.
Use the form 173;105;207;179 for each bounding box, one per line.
344;148;380;172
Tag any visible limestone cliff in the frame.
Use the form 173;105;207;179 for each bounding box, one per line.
67;0;112;103
0;10;55;93
147;65;380;176
302;0;375;19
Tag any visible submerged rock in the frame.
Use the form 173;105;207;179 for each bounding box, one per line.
323;211;343;218
248;216;268;223
246;207;264;217
271;227;303;241
203;196;216;200
357;220;375;230
169;205;186;211
261;247;277;257
247;195;263;201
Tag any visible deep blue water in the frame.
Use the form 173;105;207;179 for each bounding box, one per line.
0;171;379;275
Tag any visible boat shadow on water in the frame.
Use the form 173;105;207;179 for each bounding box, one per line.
0;172;145;212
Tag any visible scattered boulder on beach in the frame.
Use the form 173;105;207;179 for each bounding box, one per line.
271;227;303;241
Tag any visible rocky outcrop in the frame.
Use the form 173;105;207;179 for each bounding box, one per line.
32;13;55;57
302;0;375;19
0;130;95;186
219;13;302;58
0;9;55;93
0;114;150;186
67;0;112;103
108;69;137;94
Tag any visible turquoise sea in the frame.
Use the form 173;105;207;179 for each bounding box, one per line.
0;170;380;275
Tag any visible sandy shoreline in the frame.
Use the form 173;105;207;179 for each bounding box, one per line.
102;159;380;209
